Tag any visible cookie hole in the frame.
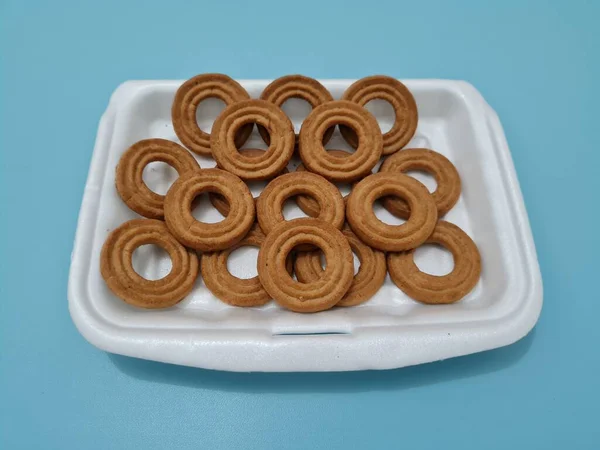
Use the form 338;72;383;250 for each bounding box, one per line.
281;97;312;134
352;251;361;275
405;170;437;193
319;251;328;270
373;200;407;225
237;124;269;150
365;98;395;133
325;126;357;152
227;246;259;279
310;250;359;276
142;162;178;195
191;193;226;223
283;196;311;220
294;247;327;280
132;244;172;281
196;97;226;133
414;244;454;276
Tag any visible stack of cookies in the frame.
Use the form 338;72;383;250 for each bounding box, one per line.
101;74;481;313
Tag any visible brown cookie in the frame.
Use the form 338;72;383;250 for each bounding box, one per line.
171;73;252;156
340;75;418;155
294;226;387;306
346;172;437;251
258;218;354;312
209;149;289;217
379;148;461;219
258;75;334;147
298;100;383;182
211;99;295;180
201;224;294;307
294;149;355;217
256;171;345;236
164;169;255;251
100;219;199;309
387;221;481;304
115;139;200;219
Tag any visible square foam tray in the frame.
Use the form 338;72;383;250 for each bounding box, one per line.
68;79;542;372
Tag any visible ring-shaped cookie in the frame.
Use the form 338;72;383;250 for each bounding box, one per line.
294;149;355;217
164;169;255;251
201;225;293;307
172;73;252;156
298;100;383;182
346;172;437;251
116;139;200;219
100;219;199;309
258;75;334;147
209;149;289;217
379;148;461;219
340;75;418;155
387;221;481;304
256;172;345;236
294;226;387;306
258;218;354;312
211;99;295;180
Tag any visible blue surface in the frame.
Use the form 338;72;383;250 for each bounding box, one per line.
1;0;599;448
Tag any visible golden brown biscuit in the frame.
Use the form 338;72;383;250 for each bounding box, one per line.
201;224;295;307
209;149;288;217
164;169;255;251
256;171;345;236
172;73;252;156
294;226;387;306
211;99;295;180
116;139;200;219
340;75;418;155
100;219;198;309
258;75;334;147
258;218;354;312
298;100;383;182
387;221;481;304
201;225;268;307
346;172;437;251
379;148;461;219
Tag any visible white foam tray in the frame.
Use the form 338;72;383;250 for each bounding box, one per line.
68;79;542;372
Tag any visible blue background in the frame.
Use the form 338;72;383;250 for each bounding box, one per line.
1;0;599;448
